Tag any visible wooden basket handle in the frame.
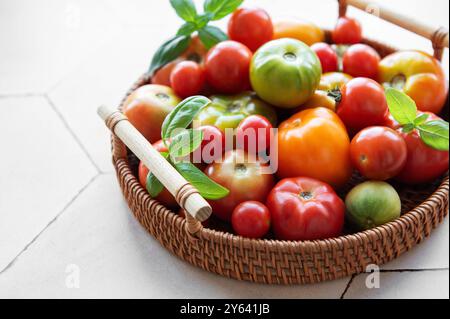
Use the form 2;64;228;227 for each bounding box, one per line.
98;105;211;234
338;0;449;61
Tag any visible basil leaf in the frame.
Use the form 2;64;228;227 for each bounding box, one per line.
146;172;164;197
148;35;191;75
417;120;449;151
169;0;197;22
177;21;197;36
173;162;229;200
195;13;212;29
385;88;417;125
169;129;203;159
161;96;211;140
198;25;228;49
203;0;243;20
414;113;430;126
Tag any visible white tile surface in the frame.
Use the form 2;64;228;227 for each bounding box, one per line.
0;96;98;271
0;175;349;299
344;270;449;299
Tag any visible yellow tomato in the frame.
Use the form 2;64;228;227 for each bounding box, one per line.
319;72;353;91
273;19;325;46
299;90;336;112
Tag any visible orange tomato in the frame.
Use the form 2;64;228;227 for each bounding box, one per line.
298;90;336;112
277;107;352;188
379;51;448;114
273;19;325;46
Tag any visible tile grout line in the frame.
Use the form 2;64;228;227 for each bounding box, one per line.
0;173;101;276
340;274;355;299
44;93;103;174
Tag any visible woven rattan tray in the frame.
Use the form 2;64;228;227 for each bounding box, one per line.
107;0;449;284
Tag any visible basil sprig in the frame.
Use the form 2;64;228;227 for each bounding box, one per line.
148;0;243;75
146;96;229;200
386;88;449;151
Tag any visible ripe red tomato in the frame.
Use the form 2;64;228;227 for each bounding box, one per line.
343;44;380;80
228;7;273;52
310;42;338;73
350;126;407;180
231;201;271;238
204;41;252;94
396;113;449;184
332;17;362;44
266;177;345;240
192;125;225;164
138;140;178;209
170;61;205;98
205;149;274;221
336;78;388;133
236;115;273;155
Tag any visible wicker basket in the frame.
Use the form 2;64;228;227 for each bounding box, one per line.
105;0;449;284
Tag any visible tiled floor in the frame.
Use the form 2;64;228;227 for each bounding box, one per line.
0;0;448;299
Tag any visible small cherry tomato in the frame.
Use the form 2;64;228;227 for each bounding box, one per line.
336;78;388;133
266;177;345;240
170;61;205;98
350;126;407;180
231;201;271;238
343;44;380;80
228;7;273;52
205;41;252;94
332;17;362;44
192;125;225;164
396;113;449;184
311;42;338;73
236;115;273;155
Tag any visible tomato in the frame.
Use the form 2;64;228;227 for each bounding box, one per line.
250;38;322;108
123;84;180;143
345;181;401;230
379;51;448;114
170;61;205;98
277;107;352;188
192;125;225;164
228;7;273;52
298;90;336;112
350;126;407;180
205;149;274;221
343;44;380;80
336;78;388;133
152;36;207;86
231;201;271;238
273;19;325;46
318;72;353;91
138;140;178;209
332;17;362;44
193;92;277;132
396;113;449;184
311;42;338;73
236;115;273;155
204;41;252;94
266;177;345;240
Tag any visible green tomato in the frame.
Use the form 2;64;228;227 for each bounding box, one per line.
345;181;401;231
193;92;277;131
250;38;322;108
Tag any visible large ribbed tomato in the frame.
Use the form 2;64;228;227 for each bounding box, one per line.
276;107;352;188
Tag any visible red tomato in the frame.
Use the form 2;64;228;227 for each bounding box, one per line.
204;41;252;94
332;17;362;44
205;149;274;221
266;177;345;240
231;201;271;238
343;44;380;80
170;61;205;98
228;7;273;52
310;42;338;73
350;126;407;180
336;78;388;133
138;140;178;209
396;113;449;184
236;115;273;155
192;125;225;164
